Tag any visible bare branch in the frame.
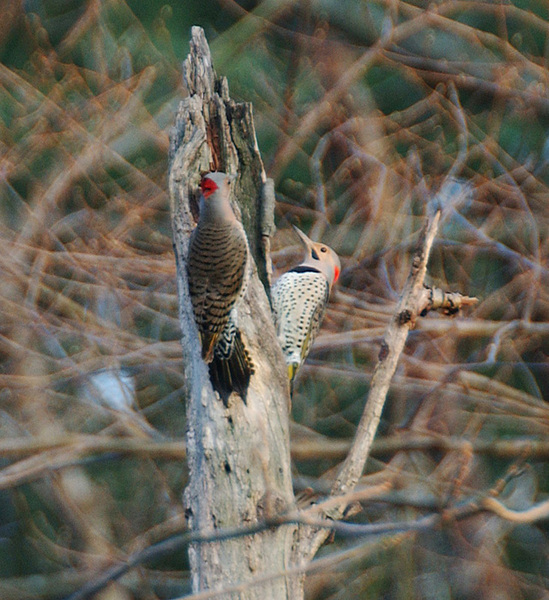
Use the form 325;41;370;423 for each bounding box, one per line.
419;285;478;316
332;212;441;497
295;211;442;560
482;496;549;524
66;472;545;600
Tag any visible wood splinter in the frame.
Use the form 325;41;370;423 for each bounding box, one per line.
420;285;478;317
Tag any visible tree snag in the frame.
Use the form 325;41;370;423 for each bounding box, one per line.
169;26;477;600
169;26;298;599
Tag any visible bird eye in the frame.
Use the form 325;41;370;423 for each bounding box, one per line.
320;247;328;253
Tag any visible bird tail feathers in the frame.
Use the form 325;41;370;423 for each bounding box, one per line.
209;329;254;406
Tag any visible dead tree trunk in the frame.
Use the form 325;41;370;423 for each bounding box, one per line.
169;27;300;599
169;26;476;600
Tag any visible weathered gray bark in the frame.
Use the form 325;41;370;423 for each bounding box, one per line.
169;27;300;599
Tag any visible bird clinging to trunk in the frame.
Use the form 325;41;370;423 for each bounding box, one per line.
271;226;340;387
187;172;253;404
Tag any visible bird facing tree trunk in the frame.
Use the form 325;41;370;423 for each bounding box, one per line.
187;172;254;404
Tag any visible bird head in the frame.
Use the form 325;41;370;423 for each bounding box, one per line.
293;226;341;288
199;172;236;220
200;172;233;198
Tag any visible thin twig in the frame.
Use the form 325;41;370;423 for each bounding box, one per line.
65;477;544;600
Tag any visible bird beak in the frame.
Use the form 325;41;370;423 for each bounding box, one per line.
292;225;314;250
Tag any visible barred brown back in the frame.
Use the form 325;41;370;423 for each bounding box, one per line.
187;220;248;362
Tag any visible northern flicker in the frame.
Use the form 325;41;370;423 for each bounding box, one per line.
271;226;340;385
187;172;253;404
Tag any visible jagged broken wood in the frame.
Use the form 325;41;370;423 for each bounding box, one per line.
419;285;478;316
169;26;298;599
